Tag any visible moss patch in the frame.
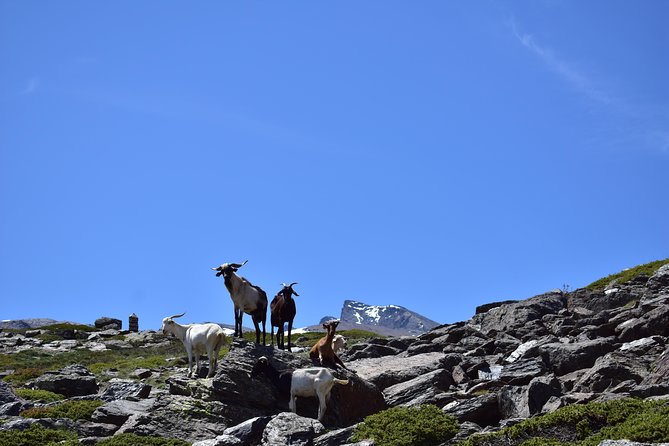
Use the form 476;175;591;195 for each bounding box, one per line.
586;258;669;290
95;433;191;445
13;388;65;403
0;424;78;446
20;399;104;421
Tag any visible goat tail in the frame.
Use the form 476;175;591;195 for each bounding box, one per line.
334;378;349;386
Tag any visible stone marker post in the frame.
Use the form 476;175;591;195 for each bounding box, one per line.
129;313;139;332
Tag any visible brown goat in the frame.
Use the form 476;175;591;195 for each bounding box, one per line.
309;320;347;369
270;282;299;351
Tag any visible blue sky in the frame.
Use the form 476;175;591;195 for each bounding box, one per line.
1;1;667;331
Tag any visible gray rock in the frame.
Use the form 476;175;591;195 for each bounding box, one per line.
449;421;483;443
617;304;669;341
314;425;356;446
99;378;151;401
442;393;500;427
95;317;122;330
261;412;325;446
599;441;669;446
498;358;547;385
647;264;669;291
472;291;567;337
91;399;155;426
75;421;119;438
192;435;242;446
0;381;21;406
133;368;153;379
383;369;454;407
116;394;228;442
347;343;402;361
348;352;445;390
644;346;669;385
540;338;617;375
573;352;646;393
32;364;99;397
223;416;272;445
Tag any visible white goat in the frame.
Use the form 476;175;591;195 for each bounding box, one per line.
160;312;226;378
212;261;268;345
290;367;349;422
331;334;347;355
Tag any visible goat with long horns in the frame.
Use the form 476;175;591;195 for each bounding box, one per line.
212;260;268;345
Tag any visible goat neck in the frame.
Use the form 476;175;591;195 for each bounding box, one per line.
223;270;244;295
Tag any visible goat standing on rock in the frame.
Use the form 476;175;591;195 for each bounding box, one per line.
251;356;349;422
212;260;268;345
270;282;299;351
160;312;226;378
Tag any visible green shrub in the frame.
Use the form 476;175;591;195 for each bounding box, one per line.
0;424;78;446
95;433;191;446
14;388;65;403
20;399;103;421
352;404;459;446
455;398;669;446
586;258;669;290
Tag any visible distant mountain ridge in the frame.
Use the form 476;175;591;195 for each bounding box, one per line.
340;299;440;335
0;318;61;330
304;300;440;336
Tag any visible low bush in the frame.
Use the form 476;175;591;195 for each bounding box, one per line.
13;388;65;403
95;433;191;446
457;398;669;446
20;399;103;421
352;404;459;446
0;424;78;446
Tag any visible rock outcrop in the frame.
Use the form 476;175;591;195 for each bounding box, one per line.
1;262;669;444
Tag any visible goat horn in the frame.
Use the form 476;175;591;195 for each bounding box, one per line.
169;312;186;319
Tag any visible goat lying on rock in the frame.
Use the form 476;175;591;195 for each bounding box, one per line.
332;334;347;355
251;356;349;422
161;312;226;378
309;320;348;369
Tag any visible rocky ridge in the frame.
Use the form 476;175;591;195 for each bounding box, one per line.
0;263;668;445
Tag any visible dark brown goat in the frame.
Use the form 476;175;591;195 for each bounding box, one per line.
270;282;299;351
309;320;347;369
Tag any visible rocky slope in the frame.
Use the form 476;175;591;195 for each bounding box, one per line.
0;263;668;445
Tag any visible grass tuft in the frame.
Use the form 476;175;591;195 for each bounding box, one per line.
0;424;78;446
13;388;65;403
586;258;669;290
95;433;191;445
20;399;104;421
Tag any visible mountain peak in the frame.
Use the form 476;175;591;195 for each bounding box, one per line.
340;299;439;335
